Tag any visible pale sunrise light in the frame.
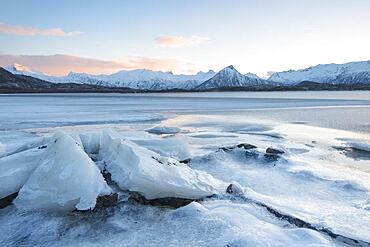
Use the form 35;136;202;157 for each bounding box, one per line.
0;0;369;76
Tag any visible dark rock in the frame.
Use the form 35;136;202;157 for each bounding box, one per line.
0;192;18;209
129;192;195;208
96;193;118;208
245;150;259;159
236;143;257;149
219;147;230;151
179;158;191;164
246;132;284;139
38;145;47;149
220;143;257;152
226;184;233;194
332;146;370;161
152;156;177;166
101;169;112;183
266;147;285;154
264;153;281;162
226;183;244;197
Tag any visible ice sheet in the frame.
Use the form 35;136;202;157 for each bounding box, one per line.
1;92;370;246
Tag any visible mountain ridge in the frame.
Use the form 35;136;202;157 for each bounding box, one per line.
3;60;370;91
196;65;269;90
268;60;370;85
0;67;134;93
5;64;217;90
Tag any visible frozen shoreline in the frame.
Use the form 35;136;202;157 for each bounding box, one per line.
0;92;369;246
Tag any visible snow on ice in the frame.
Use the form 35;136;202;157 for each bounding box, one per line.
1;95;370;246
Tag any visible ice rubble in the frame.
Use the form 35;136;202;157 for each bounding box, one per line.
2;136;48;157
14;132;111;211
99;129;221;200
0;147;44;199
0;129;221;211
79;132;101;154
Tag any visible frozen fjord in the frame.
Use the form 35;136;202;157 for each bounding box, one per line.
0;91;370;247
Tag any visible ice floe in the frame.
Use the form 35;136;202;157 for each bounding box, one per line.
343;139;370;152
79;132;101;154
147;126;181;135
1;129;223;211
14;132;111;211
99;129;222;200
0;147;44;199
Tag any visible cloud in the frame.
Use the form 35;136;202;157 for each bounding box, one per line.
154;35;209;47
0;54;197;76
0;22;83;36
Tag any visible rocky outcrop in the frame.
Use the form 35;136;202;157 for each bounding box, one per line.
0;192;18;209
129;192;195;208
219;143;257;151
226;183;244;197
265;147;285;154
96;193;118;208
264;147;285;162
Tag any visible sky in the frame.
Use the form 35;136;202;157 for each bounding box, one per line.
0;0;370;76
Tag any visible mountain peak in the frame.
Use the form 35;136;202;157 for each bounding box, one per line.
268;60;370;85
218;65;241;75
12;63;32;72
244;72;261;79
225;65;236;70
196;65;266;90
4;63;46;77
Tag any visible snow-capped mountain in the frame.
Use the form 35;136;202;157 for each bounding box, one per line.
5;63;49;79
196;65;268;90
244;72;261;79
5;64;216;90
5;60;370;91
101;69;216;90
269;61;370;85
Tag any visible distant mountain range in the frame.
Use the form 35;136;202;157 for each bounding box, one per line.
1;60;370;93
0;67;133;93
5;63;217;90
268;61;370;85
